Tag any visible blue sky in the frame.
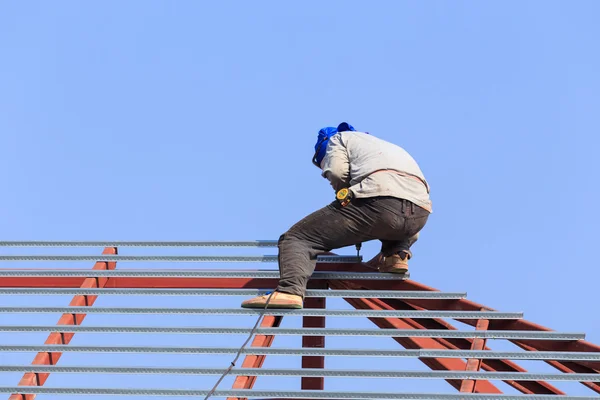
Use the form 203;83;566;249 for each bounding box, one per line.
1;1;600;398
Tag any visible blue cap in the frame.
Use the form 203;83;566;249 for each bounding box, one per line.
337;122;355;132
312;122;356;167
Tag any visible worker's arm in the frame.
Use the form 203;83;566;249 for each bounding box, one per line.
321;134;350;192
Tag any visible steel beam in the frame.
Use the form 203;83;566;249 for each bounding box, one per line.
0;255;362;263
5;365;600;381
0;276;282;289
347;288;566;395
2;387;600;399
228;315;283;400
0;269;400;279
3;345;600;361
460;316;490;393
303;281;327;391
350;298;500;393
0;325;583;339
512;340;600;394
354;259;600;373
0;288;466;299
0;306;523;319
0;241;279;247
329;279;501;394
7;247;117;400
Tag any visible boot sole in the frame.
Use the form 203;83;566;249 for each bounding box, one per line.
241;303;303;309
379;266;409;274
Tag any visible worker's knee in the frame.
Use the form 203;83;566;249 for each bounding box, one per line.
277;231;303;250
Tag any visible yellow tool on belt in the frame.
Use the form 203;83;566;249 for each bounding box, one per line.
336;188;353;207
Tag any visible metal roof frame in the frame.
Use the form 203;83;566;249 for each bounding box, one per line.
1;242;600;400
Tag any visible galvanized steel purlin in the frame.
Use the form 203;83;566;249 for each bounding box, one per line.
0;288;466;299
0;387;598;399
0;270;405;280
3;345;600;361
3;365;600;381
0;241;279;247
0;306;523;319
0;255;361;263
0;326;585;340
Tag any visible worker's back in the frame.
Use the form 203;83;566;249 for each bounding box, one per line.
337;131;432;212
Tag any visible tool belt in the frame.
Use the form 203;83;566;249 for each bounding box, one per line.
336;188;353;207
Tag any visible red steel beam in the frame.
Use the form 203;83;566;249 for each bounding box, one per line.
513;341;600;394
302;281;327;391
335;260;584;395
460;317;490;393
332;278;567;395
227;315;283;400
8;247;118;400
329;280;502;394
0;263;358;289
364;282;600;385
0;277;281;289
349;258;600;372
373;297;564;395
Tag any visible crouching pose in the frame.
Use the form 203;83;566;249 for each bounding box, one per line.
242;122;432;309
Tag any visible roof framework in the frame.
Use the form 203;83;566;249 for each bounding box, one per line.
0;242;599;400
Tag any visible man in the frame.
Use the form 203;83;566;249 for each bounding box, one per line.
241;122;432;309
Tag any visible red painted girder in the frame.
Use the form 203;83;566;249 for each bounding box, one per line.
8;247;118;400
0;263;357;289
374;297;564;395
460;317;490;393
329;280;502;394
302;281;327;391
227;315;283;400
513;341;600;394
0;277;281;289
350;258;600;372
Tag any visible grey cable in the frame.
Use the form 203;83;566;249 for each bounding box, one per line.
203;291;275;400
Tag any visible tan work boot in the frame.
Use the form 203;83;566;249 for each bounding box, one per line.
241;291;303;309
378;252;409;274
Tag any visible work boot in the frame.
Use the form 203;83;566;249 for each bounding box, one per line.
378;251;410;274
241;291;303;309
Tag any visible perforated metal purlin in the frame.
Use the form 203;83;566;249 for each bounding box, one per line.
0;325;585;340
1;365;600;381
0;307;523;319
0;288;466;299
3;346;600;361
0;270;404;280
0;387;599;399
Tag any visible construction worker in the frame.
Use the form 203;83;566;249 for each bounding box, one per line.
241;122;432;309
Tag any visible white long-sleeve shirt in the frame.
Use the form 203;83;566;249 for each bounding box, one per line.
320;131;432;212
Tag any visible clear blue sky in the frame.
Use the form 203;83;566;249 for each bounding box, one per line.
1;1;599;398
